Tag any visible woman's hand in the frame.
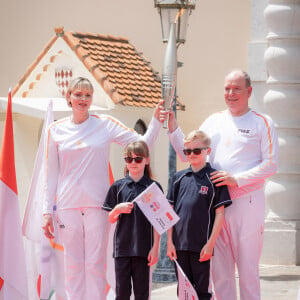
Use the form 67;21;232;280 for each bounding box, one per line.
154;100;168;123
153;99;178;132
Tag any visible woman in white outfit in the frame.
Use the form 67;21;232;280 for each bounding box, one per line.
42;77;163;300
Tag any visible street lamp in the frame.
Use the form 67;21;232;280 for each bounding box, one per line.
153;0;196;283
154;0;196;45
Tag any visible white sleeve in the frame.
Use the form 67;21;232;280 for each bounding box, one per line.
234;117;279;187
43;127;59;214
142;117;163;148
167;126;187;162
106;116;162;149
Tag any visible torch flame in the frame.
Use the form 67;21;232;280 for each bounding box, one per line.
175;8;185;23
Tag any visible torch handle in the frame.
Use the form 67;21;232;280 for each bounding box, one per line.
163;113;169;129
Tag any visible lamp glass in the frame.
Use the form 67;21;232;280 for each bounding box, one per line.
159;7;190;43
176;9;189;44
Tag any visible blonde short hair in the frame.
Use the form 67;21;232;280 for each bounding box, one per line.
183;130;211;147
66;77;94;107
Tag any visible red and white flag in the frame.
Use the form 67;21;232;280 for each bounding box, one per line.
0;90;28;299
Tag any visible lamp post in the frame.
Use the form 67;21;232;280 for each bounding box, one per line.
153;0;196;283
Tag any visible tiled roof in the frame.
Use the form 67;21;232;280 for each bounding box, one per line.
13;27;185;110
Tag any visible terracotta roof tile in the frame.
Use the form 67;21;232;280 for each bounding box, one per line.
12;27;185;110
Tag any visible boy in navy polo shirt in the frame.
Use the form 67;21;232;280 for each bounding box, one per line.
102;141;162;300
167;130;232;300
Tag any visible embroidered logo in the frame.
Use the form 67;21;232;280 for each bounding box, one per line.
199;186;208;195
76;140;87;149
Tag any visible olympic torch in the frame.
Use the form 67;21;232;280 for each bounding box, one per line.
162;22;177;129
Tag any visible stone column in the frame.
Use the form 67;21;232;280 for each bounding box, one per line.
249;0;269;115
262;0;300;264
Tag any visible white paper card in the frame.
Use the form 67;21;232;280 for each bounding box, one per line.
133;182;179;235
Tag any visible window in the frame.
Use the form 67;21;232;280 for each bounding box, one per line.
134;119;147;135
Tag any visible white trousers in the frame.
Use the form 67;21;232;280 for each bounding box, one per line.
57;208;110;300
212;189;265;300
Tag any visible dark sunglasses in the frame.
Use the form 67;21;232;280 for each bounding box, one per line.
183;147;208;156
124;156;144;164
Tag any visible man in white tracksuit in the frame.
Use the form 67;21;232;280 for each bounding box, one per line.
165;70;278;300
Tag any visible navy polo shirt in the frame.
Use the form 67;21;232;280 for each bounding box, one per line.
167;163;232;253
102;175;163;258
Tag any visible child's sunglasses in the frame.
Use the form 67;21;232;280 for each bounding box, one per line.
183;147;208;156
124;156;144;164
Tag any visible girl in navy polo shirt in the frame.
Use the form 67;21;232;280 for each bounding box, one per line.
102;141;162;300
